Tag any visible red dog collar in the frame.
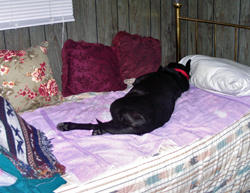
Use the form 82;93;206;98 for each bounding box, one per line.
174;68;189;80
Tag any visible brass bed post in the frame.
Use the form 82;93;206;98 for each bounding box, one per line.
173;4;250;64
174;3;182;62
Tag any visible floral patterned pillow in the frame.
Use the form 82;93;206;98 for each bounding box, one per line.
0;42;63;112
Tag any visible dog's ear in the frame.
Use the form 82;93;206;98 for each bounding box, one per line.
167;62;178;69
157;65;164;71
185;59;191;73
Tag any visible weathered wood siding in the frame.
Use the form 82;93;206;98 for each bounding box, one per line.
0;0;249;91
181;0;250;65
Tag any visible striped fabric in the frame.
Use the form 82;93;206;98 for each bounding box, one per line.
56;111;250;193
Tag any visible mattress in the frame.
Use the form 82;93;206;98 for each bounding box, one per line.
56;111;250;192
19;82;250;192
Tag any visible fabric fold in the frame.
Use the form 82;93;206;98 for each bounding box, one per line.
0;153;66;193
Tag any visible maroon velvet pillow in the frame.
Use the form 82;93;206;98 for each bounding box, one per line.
61;39;126;97
112;31;161;80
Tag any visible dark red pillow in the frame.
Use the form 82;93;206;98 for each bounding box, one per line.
61;39;126;97
112;31;161;79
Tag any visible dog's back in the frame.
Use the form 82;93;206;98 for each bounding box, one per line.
109;61;191;135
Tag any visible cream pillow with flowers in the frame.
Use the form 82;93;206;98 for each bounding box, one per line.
0;41;63;112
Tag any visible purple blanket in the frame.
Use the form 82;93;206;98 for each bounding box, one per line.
21;86;250;183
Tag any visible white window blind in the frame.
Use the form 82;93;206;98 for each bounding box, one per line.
0;0;74;31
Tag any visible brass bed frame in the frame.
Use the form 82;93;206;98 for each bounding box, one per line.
174;3;250;62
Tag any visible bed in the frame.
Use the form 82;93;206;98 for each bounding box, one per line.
1;3;250;193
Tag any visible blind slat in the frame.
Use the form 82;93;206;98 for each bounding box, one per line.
0;0;74;30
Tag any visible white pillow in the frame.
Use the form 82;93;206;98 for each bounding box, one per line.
179;55;250;96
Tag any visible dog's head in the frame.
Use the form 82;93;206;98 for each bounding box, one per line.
159;59;191;80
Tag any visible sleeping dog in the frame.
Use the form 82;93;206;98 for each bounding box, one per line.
57;60;191;135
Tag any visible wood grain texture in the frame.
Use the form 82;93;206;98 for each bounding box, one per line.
29;26;46;46
187;0;198;56
0;32;6;49
197;0;214;57
117;0;129;32
96;0;118;45
5;28;30;50
161;0;175;66
179;0;188;59
214;0;240;60
67;0;97;42
150;0;161;40
45;23;66;91
129;0;150;36
238;0;250;66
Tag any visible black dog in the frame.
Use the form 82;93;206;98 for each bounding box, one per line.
57;60;191;135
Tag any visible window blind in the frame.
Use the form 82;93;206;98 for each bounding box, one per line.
0;0;74;31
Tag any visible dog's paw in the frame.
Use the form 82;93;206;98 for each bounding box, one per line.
92;128;106;135
57;122;70;131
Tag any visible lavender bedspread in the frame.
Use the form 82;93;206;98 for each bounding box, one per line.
20;86;250;183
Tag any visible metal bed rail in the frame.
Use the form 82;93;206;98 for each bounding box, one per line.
174;3;250;62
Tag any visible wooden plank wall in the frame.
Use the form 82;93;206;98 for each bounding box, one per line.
0;0;249;91
180;0;250;65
